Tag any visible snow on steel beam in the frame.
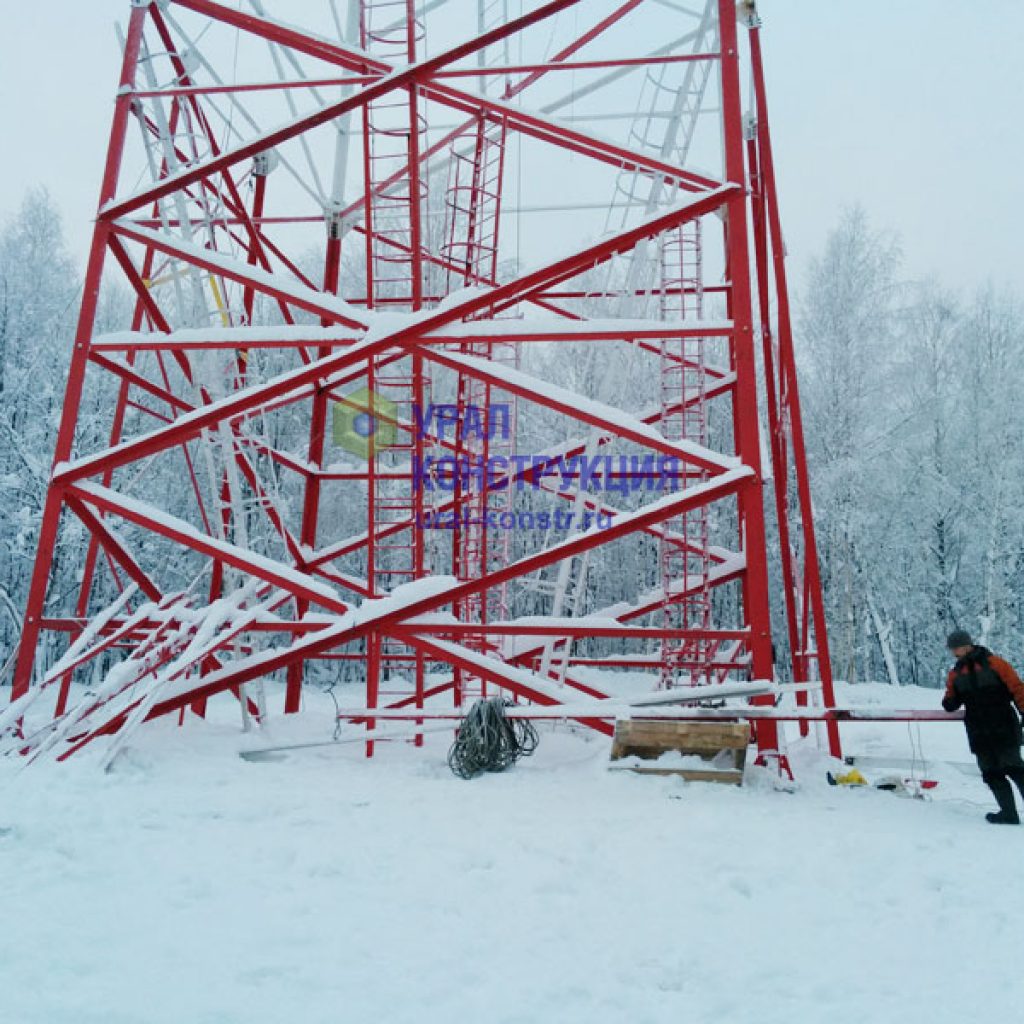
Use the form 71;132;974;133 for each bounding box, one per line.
389;620;749;640
68;482;349;615
91;325;361;352
55;185;739;488
37;609;336;638
23;607;214;764
0;598;185;742
56;586;295;764
404;635;605;709
110;203;301;336
425;318;735;343
420;347;737;474
91;319;735;373
65;495;163;602
532;473;736;562
564;655;747;670
36;589;155;690
107;237;179;336
503;556;748;662
109;220;367;330
88;353;195;414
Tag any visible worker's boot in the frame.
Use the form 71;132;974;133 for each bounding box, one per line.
982;770;1020;825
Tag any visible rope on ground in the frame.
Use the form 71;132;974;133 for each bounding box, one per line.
447;697;539;780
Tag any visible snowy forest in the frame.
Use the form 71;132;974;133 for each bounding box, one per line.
1;188;1021;691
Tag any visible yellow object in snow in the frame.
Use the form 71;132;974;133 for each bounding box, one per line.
832;768;869;787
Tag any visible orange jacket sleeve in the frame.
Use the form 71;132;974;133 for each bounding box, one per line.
991;656;1024;714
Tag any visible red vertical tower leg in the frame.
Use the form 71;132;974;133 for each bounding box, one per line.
716;0;781;760
746;9;840;757
11;4;148;703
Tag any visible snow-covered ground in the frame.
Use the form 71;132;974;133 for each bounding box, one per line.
2;680;1021;1024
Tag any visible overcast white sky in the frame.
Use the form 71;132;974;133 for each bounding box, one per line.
0;0;1020;293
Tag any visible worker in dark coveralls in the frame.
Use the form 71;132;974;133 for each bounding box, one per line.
942;630;1024;824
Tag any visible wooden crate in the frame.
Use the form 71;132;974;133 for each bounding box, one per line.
609;719;750;785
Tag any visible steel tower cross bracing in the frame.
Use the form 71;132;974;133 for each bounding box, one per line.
6;0;841;765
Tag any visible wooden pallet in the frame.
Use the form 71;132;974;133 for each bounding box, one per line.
609;720;750;784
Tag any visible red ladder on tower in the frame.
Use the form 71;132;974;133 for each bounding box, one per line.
359;0;432;722
658;221;714;687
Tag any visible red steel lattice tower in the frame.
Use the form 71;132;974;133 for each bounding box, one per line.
6;0;840;766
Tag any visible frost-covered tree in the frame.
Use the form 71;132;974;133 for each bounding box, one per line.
0;189;82;669
798;206;903;682
797;210;1024;686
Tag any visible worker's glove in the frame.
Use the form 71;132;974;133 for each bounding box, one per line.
941;696;959;713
